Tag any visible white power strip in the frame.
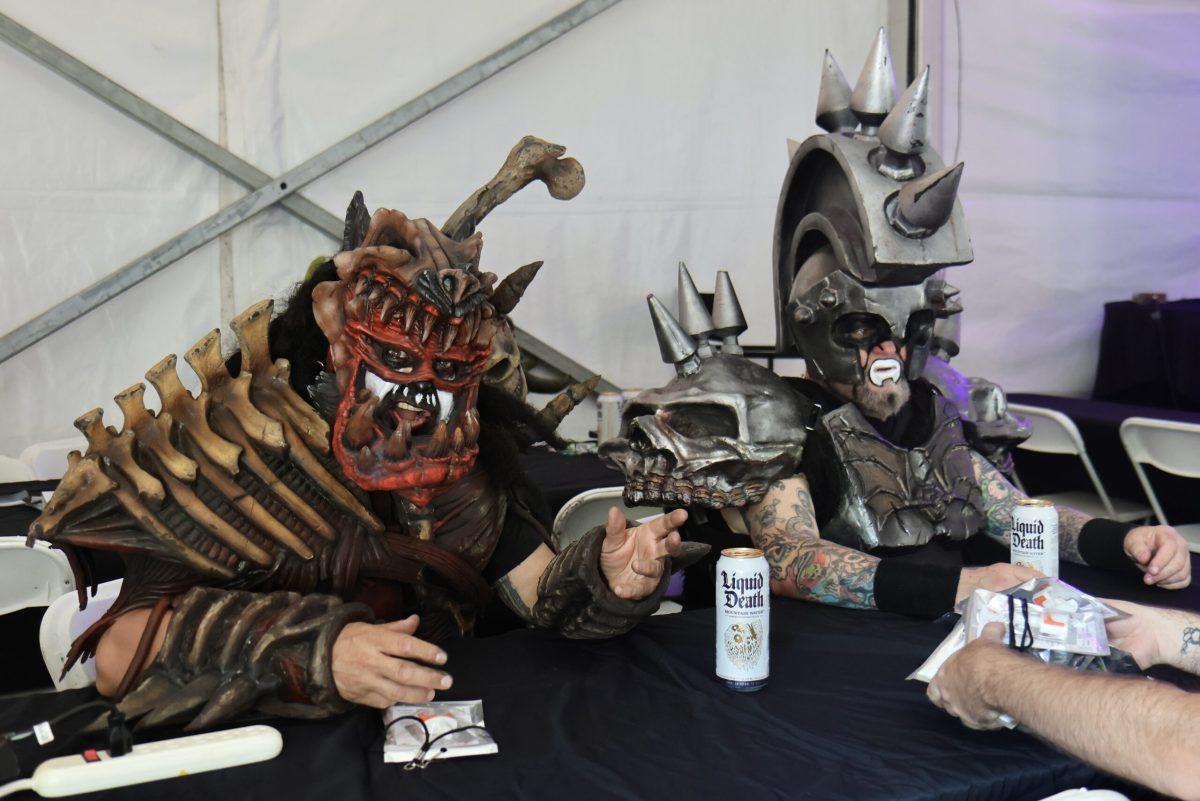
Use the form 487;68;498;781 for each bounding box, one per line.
26;725;282;797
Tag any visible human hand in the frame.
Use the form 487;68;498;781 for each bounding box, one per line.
927;622;1009;730
1124;525;1191;589
955;562;1044;605
331;615;452;708
599;507;687;600
1100;598;1170;670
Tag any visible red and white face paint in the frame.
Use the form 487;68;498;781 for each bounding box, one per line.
313;209;498;508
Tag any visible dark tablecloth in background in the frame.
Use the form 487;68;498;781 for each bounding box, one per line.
1093;298;1200;411
1008;393;1200;525
4;557;1196;801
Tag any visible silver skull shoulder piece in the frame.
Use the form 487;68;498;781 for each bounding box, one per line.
600;266;813;509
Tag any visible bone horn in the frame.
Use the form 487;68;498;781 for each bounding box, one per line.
850;27;897;134
341;190;371;251
441;135;585;241
676;262;715;358
535;374;601;432
710;271;747;356
491;261;543;315
647;294;700;376
815;49;857;133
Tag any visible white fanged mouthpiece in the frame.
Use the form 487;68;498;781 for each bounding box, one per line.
868;358;902;386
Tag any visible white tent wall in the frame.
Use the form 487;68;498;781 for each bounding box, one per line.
0;0;897;454
922;0;1200;396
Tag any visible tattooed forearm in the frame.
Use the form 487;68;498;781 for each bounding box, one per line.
747;476;879;609
970;451;1086;563
1182;627;1200;662
494;574;533;623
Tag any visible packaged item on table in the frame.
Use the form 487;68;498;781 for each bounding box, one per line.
383;700;497;765
909;578;1134;685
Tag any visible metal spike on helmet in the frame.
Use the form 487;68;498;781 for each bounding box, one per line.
849;27;897;134
877;65;931;179
710;271;747;356
889;162;964;236
647;294;700;376
815;50;857;133
676;262;715;357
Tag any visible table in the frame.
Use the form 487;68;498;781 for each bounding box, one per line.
4;557;1195;801
1093;298;1200;411
1008;393;1200;525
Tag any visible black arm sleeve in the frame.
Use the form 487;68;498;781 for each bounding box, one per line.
873;558;960;618
1077;518;1138;571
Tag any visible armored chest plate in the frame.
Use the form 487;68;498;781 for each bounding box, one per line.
817;395;984;550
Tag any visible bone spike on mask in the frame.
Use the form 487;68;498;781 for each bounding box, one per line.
850;27;897;133
228;300;274;375
676;262;715;358
535;374;600;432
492;261;542;315
889;162;964;236
879;65;930;157
710;271;747;356
815;49;857;133
647;294;700;376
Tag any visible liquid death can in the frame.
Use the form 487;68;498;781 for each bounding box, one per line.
716;547;769;692
1011;498;1059;578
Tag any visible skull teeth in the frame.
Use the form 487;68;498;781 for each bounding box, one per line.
624;474;760;510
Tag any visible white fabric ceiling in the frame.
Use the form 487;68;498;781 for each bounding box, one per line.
0;0;894;454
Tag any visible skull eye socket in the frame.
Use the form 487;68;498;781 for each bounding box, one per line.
434;358;467;382
904;310;936;351
666;404;739;439
380;346;415;373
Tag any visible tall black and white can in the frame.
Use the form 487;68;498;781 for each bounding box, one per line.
716;547;770;692
1011;498;1059;578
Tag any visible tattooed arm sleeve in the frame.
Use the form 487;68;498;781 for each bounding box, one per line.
746;475;880;609
970;450;1090;563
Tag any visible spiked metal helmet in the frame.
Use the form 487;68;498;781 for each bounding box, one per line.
599;265;810;509
774;29;972;385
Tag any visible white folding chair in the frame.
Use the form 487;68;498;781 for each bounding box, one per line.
1008;404;1151;523
19;436;88;481
0;537;74;617
1119;417;1200;553
552;486;664;550
40;579;124;690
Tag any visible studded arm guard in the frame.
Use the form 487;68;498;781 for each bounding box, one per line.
117;587;373;731
530;524;709;639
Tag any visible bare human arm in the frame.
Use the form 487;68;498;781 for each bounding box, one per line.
929;622;1200;800
1102;598;1200;673
971;450;1190;588
745;475;879;608
745;475;1042;610
970;450;1088;561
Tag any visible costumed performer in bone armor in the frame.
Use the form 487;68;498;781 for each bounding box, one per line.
27;137;706;731
603;31;1189;618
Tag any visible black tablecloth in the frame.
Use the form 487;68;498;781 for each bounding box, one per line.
1008;393;1200;524
4;558;1196;801
1093;298;1200;411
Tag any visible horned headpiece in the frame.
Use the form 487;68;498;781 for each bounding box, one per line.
775;28;971;385
599;265;810;509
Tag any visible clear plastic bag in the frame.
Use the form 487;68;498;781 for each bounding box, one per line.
382;700;497;765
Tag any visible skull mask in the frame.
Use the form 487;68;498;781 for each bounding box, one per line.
600;267;812;509
601;354;810;508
